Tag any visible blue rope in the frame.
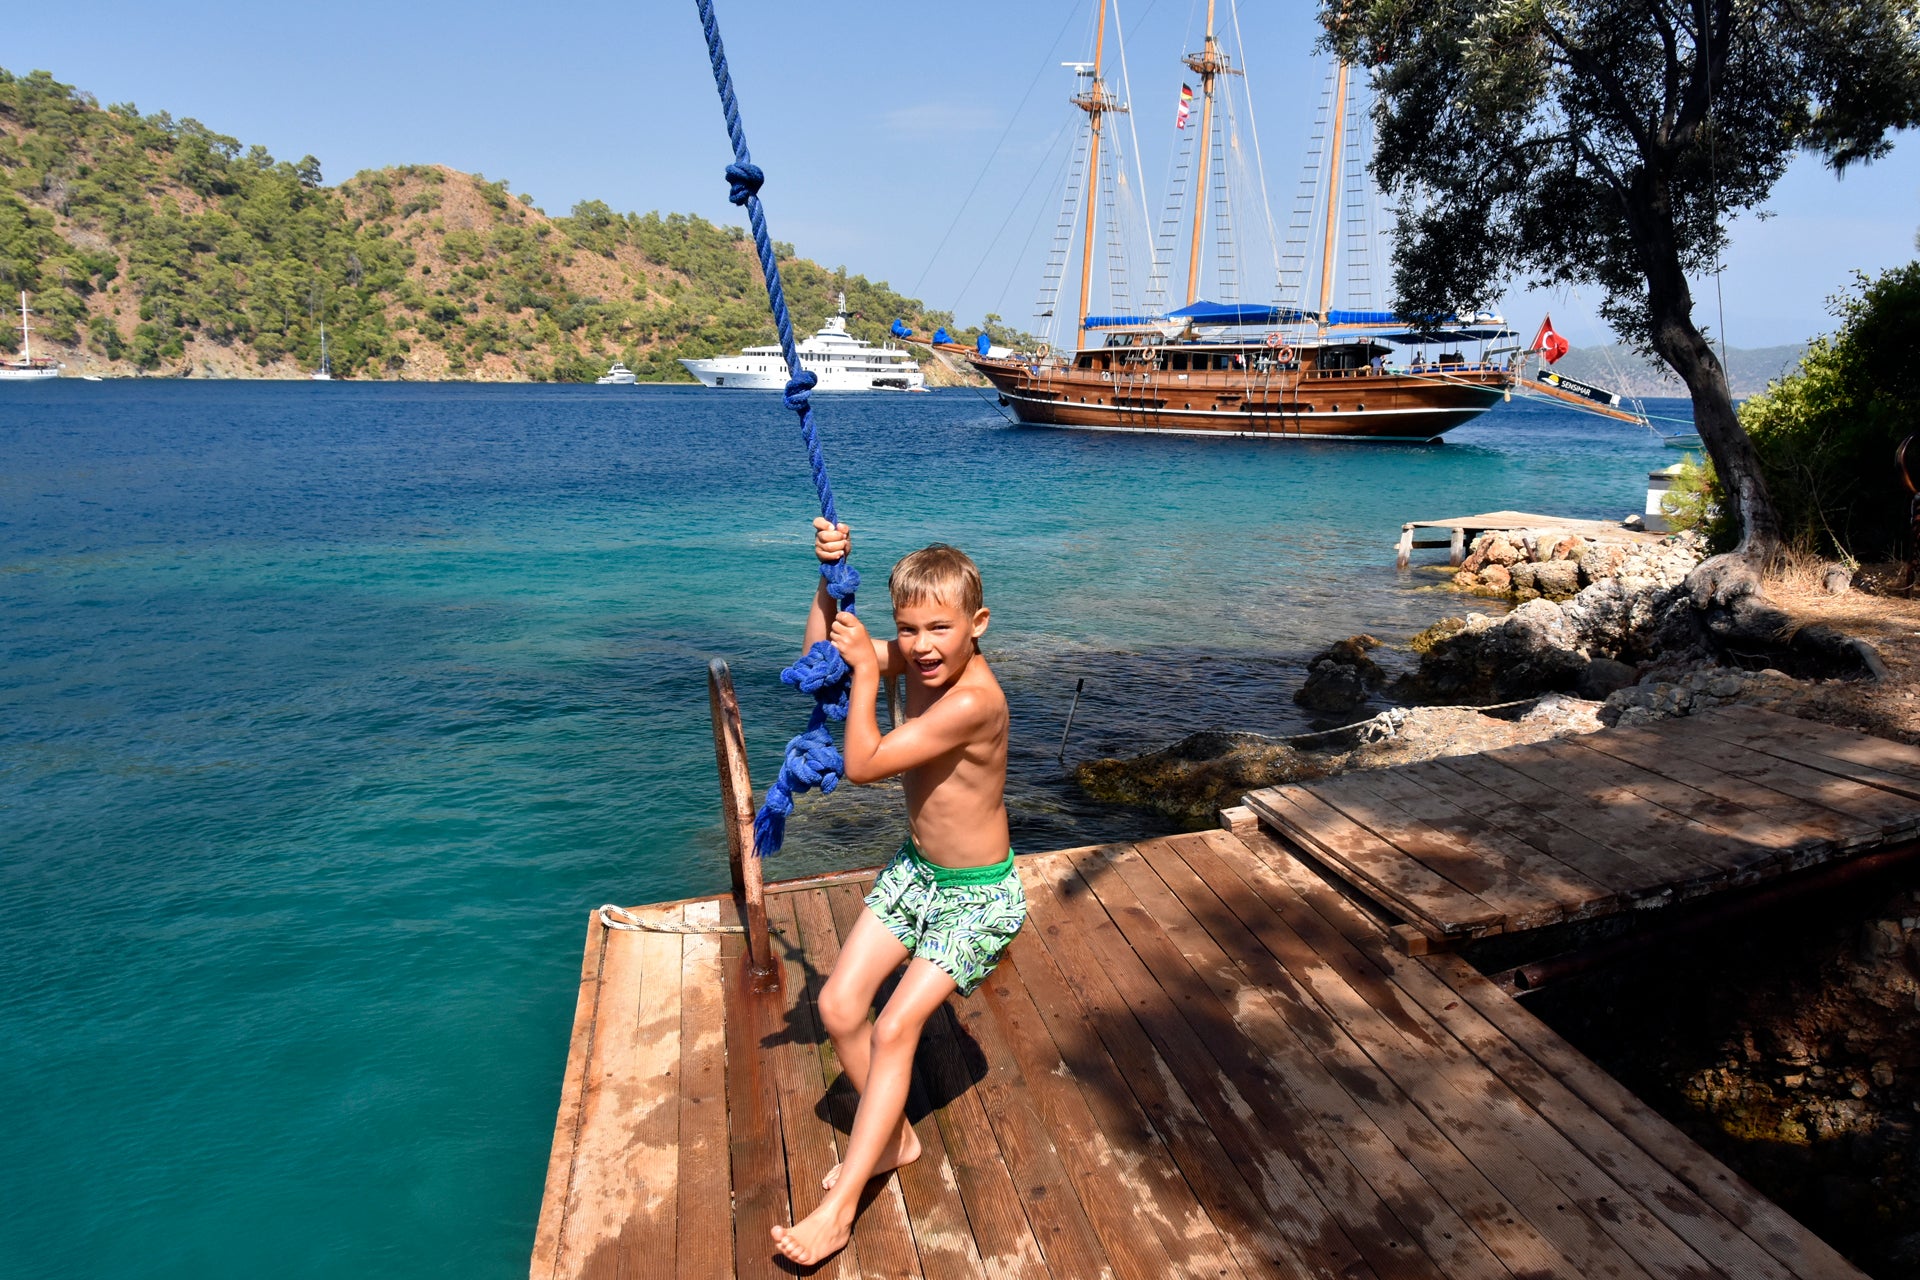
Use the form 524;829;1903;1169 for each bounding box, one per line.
695;0;858;857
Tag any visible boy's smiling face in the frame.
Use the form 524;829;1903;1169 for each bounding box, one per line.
893;594;990;689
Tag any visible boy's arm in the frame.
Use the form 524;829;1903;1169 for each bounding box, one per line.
828;614;995;784
803;519;893;674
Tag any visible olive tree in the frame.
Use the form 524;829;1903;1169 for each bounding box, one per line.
1323;0;1920;567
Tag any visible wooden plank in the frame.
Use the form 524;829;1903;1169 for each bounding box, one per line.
1007;873;1306;1279
548;911;682;1280
1682;709;1920;803
784;887;929;1279
1235;826;1856;1280
1246;785;1503;938
676;901;734;1280
1706;704;1920;781
1425;953;1866;1280
1636;717;1920;839
1401;756;1702;900
821;883;1036;1280
956;955;1165;1280
1021;854;1368;1278
1474;740;1779;883
764;891;863;1279
532;913;608;1280
1035;850;1399;1279
1168;835;1682;1280
721;926;792;1280
1116;837;1523;1280
1311;769;1599;928
1571;731;1899;855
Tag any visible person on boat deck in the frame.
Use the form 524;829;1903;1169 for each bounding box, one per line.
771;519;1024;1268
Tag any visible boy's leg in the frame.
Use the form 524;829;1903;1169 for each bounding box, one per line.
815;906;918;1189
773;957;958;1267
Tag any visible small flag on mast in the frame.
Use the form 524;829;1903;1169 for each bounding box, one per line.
1175;84;1194;130
1531;315;1570;364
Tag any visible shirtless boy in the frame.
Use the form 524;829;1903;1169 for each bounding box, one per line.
771;517;1023;1267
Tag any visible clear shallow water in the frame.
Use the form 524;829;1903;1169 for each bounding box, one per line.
0;382;1685;1277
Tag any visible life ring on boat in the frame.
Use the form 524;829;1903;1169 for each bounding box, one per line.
1036;342;1052;360
1274;345;1296;364
1263;331;1286;348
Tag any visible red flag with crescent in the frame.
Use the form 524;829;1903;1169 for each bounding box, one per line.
1175;84;1194;129
1532;315;1570;364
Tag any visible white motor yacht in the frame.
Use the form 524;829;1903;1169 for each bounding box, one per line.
1;292;61;381
596;361;637;385
679;293;924;391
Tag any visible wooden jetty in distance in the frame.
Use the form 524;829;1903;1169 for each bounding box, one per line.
1394;509;1666;567
530;666;1918;1278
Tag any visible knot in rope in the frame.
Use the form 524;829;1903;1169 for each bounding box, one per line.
820;559;859;605
783;369;817;411
781;641;852;720
724;161;765;206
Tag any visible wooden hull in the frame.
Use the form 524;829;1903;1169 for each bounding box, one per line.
966;354;1511;441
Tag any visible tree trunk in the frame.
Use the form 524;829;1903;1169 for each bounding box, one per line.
1650;313;1781;561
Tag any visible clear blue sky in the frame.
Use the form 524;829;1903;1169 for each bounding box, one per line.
19;0;1920;349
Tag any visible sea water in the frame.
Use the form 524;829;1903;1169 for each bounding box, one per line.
0;382;1686;1277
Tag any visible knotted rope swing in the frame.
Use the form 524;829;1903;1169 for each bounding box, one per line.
695;0;857;858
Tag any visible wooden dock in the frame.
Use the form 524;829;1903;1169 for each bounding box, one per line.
1393;509;1666;567
529;669;1911;1278
531;827;1868;1279
1247;705;1920;943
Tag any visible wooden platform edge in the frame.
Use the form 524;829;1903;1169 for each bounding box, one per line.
530;909;610;1280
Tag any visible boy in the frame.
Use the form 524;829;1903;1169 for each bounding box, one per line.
771;517;1024;1267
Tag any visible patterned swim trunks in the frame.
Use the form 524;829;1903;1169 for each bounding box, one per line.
864;838;1028;996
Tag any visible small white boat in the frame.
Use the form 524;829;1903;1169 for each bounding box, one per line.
680;293;924;391
596;361;637;385
1;292;61;381
311;322;333;381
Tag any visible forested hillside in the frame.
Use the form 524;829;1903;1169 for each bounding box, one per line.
0;67;984;380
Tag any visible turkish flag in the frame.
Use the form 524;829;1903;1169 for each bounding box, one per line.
1532;316;1570;364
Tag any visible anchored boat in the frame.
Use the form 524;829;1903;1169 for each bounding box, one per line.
682;293;925;392
1;292;61;381
966;1;1522;442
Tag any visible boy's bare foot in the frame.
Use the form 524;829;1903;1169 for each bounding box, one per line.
771;1200;856;1266
821;1122;921;1190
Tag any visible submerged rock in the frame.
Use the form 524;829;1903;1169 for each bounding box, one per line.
1295;634;1386;714
1075;731;1329;827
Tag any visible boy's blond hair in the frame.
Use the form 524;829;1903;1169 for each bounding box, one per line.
889;544;984;614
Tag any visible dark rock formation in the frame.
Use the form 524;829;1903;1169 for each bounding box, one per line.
1295;634;1385;714
1074;731;1329;827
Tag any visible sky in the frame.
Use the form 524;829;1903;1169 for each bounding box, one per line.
15;0;1920;349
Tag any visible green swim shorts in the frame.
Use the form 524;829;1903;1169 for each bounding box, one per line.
864;838;1028;996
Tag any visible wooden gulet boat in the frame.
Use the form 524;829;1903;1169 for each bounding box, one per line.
965;0;1521;443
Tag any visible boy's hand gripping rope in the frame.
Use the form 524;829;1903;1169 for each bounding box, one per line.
695;0;858;857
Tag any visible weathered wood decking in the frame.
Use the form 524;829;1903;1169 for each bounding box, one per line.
532;822;1868;1279
1247;705;1920;943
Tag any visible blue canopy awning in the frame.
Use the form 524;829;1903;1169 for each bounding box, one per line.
1165;300;1311;326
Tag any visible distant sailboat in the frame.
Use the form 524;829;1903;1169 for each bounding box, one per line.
1;292;61;381
311;322;333;381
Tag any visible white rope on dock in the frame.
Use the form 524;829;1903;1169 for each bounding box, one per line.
597;904;746;934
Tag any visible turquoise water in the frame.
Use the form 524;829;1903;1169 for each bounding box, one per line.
0;383;1684;1277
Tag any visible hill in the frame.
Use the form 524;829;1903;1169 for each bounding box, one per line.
1549;341;1809;400
0;67;987;381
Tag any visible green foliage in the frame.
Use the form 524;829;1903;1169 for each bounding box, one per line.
1726;263;1920;562
0;64;987;381
1664;455;1738;551
1324;0;1920;349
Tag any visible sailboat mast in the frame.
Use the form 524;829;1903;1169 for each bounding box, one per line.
1072;0;1113;352
1183;0;1225;306
1317;61;1351;326
19;292;32;363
